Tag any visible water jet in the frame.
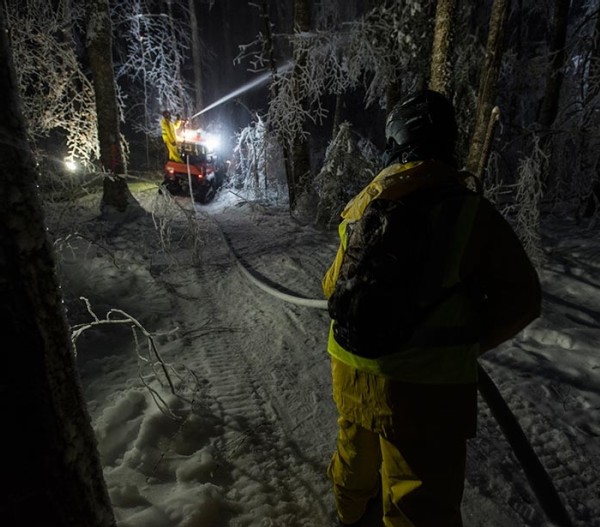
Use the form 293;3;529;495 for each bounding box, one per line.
190;60;292;119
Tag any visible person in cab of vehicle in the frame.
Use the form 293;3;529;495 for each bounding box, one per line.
322;89;542;527
160;110;183;163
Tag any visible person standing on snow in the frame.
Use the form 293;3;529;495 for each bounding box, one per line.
322;89;542;527
160;110;183;163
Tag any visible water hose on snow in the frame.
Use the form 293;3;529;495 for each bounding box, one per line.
477;365;573;527
209;213;327;309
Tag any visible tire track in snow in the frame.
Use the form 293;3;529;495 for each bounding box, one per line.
477;356;600;527
161;210;335;525
185;299;334;525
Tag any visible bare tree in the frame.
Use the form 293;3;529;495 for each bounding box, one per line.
465;0;511;177
0;16;116;527
430;0;457;96
538;0;570;129
113;0;193;166
258;0;294;200
86;0;137;214
189;0;204;115
580;5;600;217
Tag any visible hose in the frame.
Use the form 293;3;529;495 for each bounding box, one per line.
213;206;572;527
478;364;573;527
208;209;328;309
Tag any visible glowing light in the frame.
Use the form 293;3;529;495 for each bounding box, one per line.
64;157;77;172
181;129;201;142
203;133;221;152
179;127;222;153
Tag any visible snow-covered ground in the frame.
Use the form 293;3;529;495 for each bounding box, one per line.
52;183;600;526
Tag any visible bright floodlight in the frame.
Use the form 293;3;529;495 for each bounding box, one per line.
64;157;77;172
204;134;221;152
182;129;200;142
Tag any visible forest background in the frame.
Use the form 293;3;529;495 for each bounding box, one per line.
1;0;600;525
5;0;600;234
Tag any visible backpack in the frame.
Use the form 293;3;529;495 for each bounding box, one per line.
327;183;478;359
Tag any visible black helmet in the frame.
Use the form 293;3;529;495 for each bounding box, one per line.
384;89;457;165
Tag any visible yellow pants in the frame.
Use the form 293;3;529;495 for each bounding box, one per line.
164;140;182;163
328;417;466;527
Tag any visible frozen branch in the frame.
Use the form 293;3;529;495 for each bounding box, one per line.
71;297;200;420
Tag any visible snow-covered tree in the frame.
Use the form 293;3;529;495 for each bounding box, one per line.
430;0;458;96
114;0;193;131
238;1;434;213
465;0;511;177
2;0;98;164
314;122;380;229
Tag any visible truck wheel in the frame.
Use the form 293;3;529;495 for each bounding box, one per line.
196;182;216;204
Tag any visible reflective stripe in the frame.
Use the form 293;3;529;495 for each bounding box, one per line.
328;322;480;384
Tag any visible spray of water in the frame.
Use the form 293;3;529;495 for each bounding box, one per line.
190;60;292;119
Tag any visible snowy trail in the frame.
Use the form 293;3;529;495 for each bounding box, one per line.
463;218;600;527
150;202;338;525
62;190;600;526
476;359;598;527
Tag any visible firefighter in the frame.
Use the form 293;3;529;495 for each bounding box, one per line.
323;89;542;526
160;110;183;163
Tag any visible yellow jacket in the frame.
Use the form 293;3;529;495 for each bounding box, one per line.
323;160;541;438
161;116;181;146
323;160;541;384
161;116;184;162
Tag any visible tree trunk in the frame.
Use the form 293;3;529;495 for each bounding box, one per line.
465;0;511;176
86;0;135;214
582;8;600;218
259;0;293;197
429;0;457;96
386;80;403;112
538;0;570;129
290;0;312;212
589;5;600;95
332;92;344;137
166;0;186;110
536;0;570;195
189;0;204;119
0;18;116;527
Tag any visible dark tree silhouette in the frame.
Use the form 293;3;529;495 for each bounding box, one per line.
538;0;570;129
0;15;116;527
465;0;510;178
86;0;137;215
430;0;458;96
